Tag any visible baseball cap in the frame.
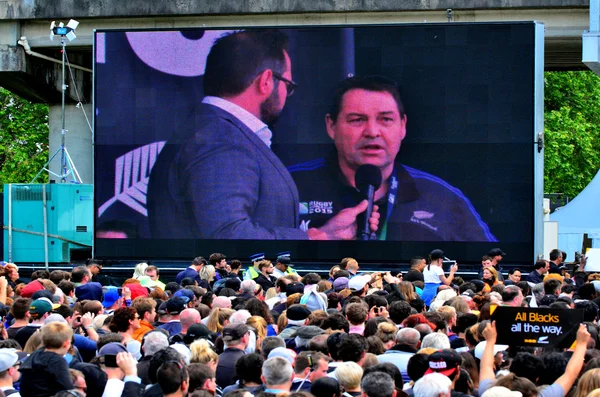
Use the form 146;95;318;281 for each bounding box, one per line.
30;298;54;318
157;301;168;315
99;342;128;357
333;277;349;292
348;275;370;292
0;350;19;372
222;323;249;342
184;324;215;345
166;297;188;315
76;282;103;301
481;387;523;397
174;289;195;301
286;304;311;321
102;287;120;308
429;249;445;261
488;248;506;257
424;349;462;377
267;347;296;364
20;280;45;298
292;326;325;339
286;282;305;296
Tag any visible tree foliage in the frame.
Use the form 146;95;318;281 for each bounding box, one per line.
544;71;600;199
0;87;49;189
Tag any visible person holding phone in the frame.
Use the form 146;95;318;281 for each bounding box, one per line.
421;249;458;307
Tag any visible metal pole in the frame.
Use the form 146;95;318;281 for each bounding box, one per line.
43;184;49;270
7;184;12;263
60;37;67;182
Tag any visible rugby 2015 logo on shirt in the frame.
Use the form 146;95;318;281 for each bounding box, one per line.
300;201;333;215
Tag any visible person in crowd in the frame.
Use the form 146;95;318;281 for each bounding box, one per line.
0;349;21;396
19;322;74;396
260;356;294;395
216;323;250;388
504;269;522;286
15;298;54;348
422;250;458;307
290;351;329;392
405;257;426;283
527;260;549;285
157;360;190;397
145;266;167;290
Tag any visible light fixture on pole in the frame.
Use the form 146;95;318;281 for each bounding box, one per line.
32;19;82;183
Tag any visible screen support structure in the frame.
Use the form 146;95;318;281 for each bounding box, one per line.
32;21;82;184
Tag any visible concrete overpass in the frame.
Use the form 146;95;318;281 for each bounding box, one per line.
0;0;594;183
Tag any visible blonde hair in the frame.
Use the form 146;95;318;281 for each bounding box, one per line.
375;322;398;344
42;322;73;349
483;267;498;283
437;306;457;325
199;265;216;282
247;316;267;340
133;262;149;279
575;369;600;397
265;287;278;300
206;308;234;334
190;339;219;365
335;362;363;390
448;296;471;314
543;273;564;283
24;331;43;353
417;347;439;356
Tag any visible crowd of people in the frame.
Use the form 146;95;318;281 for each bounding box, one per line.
0;248;597;397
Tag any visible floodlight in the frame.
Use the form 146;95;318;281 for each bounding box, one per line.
49;19;79;42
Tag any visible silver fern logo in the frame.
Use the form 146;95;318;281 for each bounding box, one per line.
97;141;166;217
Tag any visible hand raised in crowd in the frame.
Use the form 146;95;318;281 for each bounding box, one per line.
116;352;138;377
576;323;591;348
80;312;95;328
450;263;459;273
482;320;497;343
308;200;380;240
123;286;131;300
70;311;83;329
0;276;7;289
369;305;389;319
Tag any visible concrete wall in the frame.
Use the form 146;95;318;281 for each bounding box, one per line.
0;0;590;19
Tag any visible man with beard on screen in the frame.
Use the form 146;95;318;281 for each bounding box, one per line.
291;76;496;241
147;30;378;240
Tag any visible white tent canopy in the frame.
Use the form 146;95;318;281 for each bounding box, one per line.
550;168;600;259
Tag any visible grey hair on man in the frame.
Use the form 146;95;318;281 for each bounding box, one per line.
396;327;420;347
241;280;257;295
413;373;452;397
421;332;450;350
362;371;396;397
262;356;293;386
143;331;169;356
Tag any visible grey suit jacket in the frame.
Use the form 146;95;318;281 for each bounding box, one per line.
147;103;307;240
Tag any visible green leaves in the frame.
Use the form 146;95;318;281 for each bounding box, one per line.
544;71;600;199
0;87;49;190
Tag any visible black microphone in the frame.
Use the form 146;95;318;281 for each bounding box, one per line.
355;164;382;240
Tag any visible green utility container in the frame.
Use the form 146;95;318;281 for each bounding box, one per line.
4;183;93;263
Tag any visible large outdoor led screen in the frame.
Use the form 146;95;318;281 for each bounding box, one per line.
94;23;540;262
